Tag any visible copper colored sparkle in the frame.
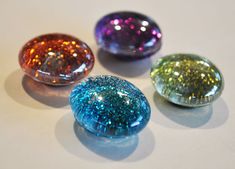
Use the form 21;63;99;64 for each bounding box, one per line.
19;33;95;86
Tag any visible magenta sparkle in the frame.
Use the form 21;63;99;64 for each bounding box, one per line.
95;11;162;59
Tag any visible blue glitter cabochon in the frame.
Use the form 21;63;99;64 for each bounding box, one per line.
69;75;151;138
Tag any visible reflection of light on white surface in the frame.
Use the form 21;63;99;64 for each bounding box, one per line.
117;91;130;104
205;86;218;97
152;30;157;35
142;20;149;26
37;70;50;76
48;52;55;56
131;121;140;127
131;116;143;127
115;25;121;30
113;19;119;25
117;91;125;96
152;30;162;38
145;38;156;47
140;26;146;32
97;96;103;101
157;33;162;38
59;74;65;77
174;72;180;76
59;74;72;78
86;54;91;59
74;63;86;73
197;61;210;67
215;72;221;80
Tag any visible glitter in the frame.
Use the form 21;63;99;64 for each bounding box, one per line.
19;33;94;86
95;11;162;59
70;75;151;138
150;54;224;107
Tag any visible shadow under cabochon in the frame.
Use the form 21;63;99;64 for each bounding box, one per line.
70;75;151;138
19;33;94;86
150;54;224;107
95;11;162;59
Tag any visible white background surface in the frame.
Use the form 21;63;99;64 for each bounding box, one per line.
0;0;235;169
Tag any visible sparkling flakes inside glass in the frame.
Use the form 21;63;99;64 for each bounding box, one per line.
70;75;151;138
95;11;162;59
150;54;224;107
19;33;94;86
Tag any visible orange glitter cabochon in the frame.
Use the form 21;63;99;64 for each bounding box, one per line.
19;33;95;86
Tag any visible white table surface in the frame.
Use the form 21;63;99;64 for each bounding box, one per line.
0;0;234;169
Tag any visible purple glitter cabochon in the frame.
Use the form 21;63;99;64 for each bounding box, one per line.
95;11;162;59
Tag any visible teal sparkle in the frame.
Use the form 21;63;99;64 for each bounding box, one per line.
69;75;151;138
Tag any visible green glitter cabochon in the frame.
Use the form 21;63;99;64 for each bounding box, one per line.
150;53;224;107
